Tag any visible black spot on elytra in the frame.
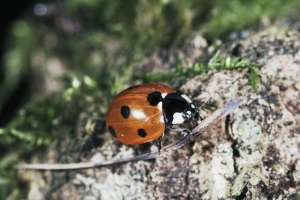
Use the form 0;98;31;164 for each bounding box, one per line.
121;105;130;118
108;126;117;137
137;128;147;137
147;91;162;106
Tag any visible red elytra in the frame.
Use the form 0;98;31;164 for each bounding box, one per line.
106;83;175;145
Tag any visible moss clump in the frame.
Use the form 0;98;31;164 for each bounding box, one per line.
0;75;104;198
139;52;261;91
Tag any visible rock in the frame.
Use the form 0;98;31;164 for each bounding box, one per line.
229;26;300;66
22;25;300;200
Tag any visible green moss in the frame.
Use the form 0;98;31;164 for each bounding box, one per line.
208;51;252;70
0;74;105;198
139;52;261;91
249;65;261;92
208;52;262;91
136;62;205;83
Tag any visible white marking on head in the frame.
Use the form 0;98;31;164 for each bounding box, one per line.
131;109;146;119
172;112;185;124
157;102;163;112
186;110;192;118
161;93;167;98
181;94;192;103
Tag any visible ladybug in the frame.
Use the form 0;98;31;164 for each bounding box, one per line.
106;83;199;145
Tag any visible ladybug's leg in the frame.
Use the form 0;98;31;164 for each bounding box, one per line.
155;136;163;153
153;127;170;153
176;128;190;137
169;128;191;148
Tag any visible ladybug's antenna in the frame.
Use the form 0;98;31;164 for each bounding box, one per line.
192;99;240;136
17;99;240;171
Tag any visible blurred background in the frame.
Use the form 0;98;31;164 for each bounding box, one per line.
0;0;299;199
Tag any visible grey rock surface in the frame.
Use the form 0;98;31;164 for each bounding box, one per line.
23;26;300;200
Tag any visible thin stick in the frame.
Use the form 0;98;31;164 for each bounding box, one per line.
192;99;240;135
17;99;240;171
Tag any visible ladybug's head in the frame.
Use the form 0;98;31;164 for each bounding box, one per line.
162;92;199;125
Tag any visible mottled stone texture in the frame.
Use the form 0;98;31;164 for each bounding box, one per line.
23;26;299;200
